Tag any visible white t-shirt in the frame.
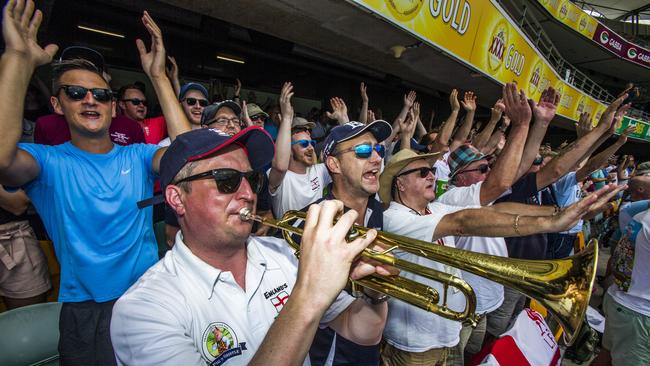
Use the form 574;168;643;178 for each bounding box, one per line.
269;163;331;218
111;233;354;366
434;151;451;183
382;201;465;351
436;182;507;314
608;209;650;316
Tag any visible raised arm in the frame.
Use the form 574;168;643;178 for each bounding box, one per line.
536;96;630;190
576;126;634;182
429;89;460;153
413;101;427;140
514;87;559;180
473;99;504;149
268;82;294;192
449;91;476;152
359;82;369;124
399;105;417;150
137;11;191;142
479;83;531;205
434;184;616;240
0;0;58;186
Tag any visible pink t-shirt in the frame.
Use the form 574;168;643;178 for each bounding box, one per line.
34;114;146;146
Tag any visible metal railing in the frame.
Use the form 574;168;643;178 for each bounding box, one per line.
498;0;650;122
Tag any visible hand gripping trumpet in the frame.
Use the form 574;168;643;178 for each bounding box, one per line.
239;208;597;345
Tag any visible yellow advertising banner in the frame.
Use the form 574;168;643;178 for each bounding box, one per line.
347;0;635;137
536;0;598;39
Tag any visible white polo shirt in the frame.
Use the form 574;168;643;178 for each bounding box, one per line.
111;233;354;366
268;163;331;218
382;201;465;351
437;182;507;314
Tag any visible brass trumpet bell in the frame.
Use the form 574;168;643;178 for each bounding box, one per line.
239;208;597;345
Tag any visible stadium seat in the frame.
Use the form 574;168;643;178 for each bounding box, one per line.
0;302;62;366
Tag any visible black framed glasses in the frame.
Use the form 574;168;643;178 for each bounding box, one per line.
183;97;209;107
58;85;113;102
459;164;489;175
208;117;241;127
398;167;436;179
291;139;316;148
122;98;148;107
335;143;385;159
174;168;264;194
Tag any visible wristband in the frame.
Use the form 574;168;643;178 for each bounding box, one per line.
362;291;390;305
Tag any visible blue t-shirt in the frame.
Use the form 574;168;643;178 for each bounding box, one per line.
19;142;160;302
263;120;278;141
590;169;606;190
552;172;582;234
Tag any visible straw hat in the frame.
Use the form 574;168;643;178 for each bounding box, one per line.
378;149;442;208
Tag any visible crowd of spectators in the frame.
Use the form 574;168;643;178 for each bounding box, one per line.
0;1;649;366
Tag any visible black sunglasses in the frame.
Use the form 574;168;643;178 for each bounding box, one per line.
250;114;266;121
58;85;113;102
122;98;148;107
183;97;209;107
174;168;263;194
398;167;437;178
460;164;489;174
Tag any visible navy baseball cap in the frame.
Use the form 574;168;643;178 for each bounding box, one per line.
137;126;274;208
59;46;105;73
179;82;209;100
322;120;392;160
201;100;242;126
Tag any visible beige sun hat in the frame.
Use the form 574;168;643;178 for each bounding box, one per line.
378;149;443;208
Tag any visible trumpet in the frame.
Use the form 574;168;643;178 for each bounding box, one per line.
239;208;597;346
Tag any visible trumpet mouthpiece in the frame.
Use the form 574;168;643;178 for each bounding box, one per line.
239;208;253;221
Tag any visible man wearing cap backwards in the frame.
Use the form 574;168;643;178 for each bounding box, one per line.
268;82;333;218
0;5;191;364
378;144;621;366
157;82;210;147
111;127;391;365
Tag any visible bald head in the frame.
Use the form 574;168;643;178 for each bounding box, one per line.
629;176;650;201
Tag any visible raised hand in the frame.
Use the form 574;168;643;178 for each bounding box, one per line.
360;82;368;103
550;184;617;232
491;98;505;121
576;112;592;138
460;91;477;112
241;100;253;127
136;11;166;79
326;97;349;124
298;200;379;306
2;0;58;66
404;90;417;109
449;89;460;112
530;87;559;127
616;125;635;144
165;56;178;81
279;82;294;122
596;93;628;132
502;83;531;126
399;105;417;137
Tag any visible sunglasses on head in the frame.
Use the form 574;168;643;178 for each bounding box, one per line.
459;164;489;175
183;97;209;107
122;98;148;107
335;143;385;159
58;85;113;102
174;168;264;194
291;139;316;148
398;166;437;179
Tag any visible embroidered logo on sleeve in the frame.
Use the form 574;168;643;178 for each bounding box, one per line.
202;322;247;365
